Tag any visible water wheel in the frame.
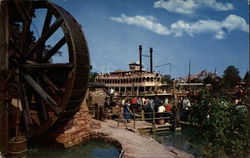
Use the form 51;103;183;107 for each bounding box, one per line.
1;0;90;137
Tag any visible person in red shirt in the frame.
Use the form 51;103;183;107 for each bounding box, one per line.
165;103;172;113
130;97;137;112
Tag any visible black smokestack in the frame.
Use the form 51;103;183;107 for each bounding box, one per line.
150;48;153;73
139;45;142;72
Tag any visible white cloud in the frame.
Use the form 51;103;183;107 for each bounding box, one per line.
154;0;234;15
111;14;249;39
171;19;224;39
222;14;249;32
170;20;192;36
154;0;198;15
110;14;170;35
215;30;225;40
202;0;234;11
170;14;249;39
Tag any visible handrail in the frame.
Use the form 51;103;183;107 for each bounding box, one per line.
91;105;176;135
110;109;173;135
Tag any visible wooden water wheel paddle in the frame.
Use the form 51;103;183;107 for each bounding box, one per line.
2;0;90;137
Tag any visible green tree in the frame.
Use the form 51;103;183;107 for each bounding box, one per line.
204;75;223;93
244;71;250;86
222;66;241;90
188;91;249;157
89;72;98;82
161;74;172;83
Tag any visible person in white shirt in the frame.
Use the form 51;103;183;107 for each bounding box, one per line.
121;98;126;106
158;104;165;113
157;102;166;124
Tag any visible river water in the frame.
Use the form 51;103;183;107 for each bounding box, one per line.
155;127;204;158
28;139;120;158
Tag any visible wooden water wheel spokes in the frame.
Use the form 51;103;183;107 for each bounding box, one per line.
7;1;90;137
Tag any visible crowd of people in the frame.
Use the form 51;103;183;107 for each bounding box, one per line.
98;92;247;128
103;96;178;123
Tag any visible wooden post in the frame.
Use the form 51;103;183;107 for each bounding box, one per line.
0;1;8;72
0;92;8;155
0;1;9;154
172;80;180;131
133;108;135;129
173;80;177;131
176;101;181;130
247;70;250;148
188;62;191;100
131;84;134;96
152;111;156;136
141;109;144;121
95;104;99;120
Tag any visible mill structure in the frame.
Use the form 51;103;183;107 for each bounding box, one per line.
0;0;90;156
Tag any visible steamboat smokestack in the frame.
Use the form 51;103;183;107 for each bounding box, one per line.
150;48;153;73
139;45;142;72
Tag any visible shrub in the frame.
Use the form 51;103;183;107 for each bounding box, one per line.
188;92;249;158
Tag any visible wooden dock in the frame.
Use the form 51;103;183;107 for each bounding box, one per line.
117;119;176;136
138;122;174;135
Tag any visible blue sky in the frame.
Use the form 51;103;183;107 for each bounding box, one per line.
49;0;249;78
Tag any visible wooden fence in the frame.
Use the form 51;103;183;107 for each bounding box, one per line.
91;105;180;135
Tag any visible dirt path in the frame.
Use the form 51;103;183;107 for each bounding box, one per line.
91;120;193;158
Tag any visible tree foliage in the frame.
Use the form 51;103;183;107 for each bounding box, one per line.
89;72;98;82
161;75;172;83
188;91;249;158
204;75;223;93
222;66;241;90
244;71;250;87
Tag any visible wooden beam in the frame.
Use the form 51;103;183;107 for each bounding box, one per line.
37;10;53;62
14;0;32;21
41;73;63;95
18;77;33;126
24;17;63;60
0;1;8;72
0;92;9;154
19;19;32;50
41;10;53;36
23;63;74;69
0;1;9;154
22;73;61;114
41;100;48;120
43;37;66;61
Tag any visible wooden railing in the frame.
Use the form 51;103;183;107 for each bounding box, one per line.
92;106;175;135
88;103;184;135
